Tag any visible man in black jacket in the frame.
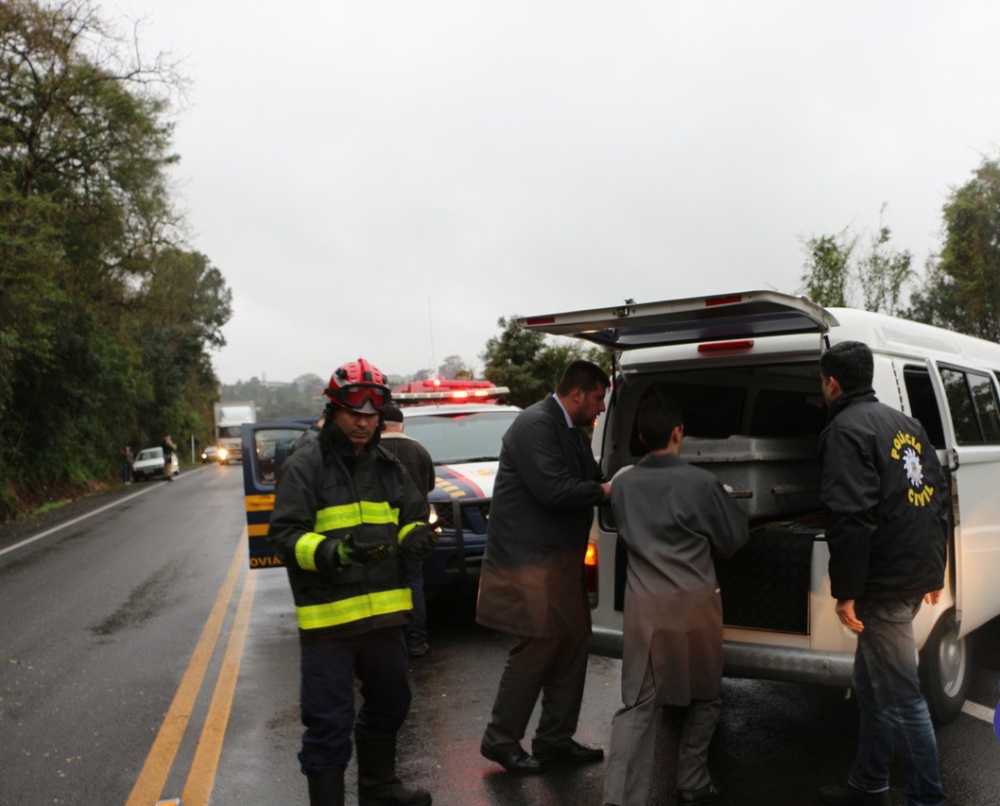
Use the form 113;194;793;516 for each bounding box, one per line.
817;341;948;806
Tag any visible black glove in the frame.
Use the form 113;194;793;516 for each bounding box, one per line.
316;533;398;571
399;525;438;560
356;543;396;563
312;536;348;574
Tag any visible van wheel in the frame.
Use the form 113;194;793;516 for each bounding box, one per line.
919;610;970;724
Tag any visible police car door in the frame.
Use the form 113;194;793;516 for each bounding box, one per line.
924;361;1000;638
240;421;310;569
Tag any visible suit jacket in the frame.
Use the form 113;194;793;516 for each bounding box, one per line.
612;453;748;706
476;395;605;638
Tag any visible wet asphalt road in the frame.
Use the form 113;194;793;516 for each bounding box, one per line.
1;466;999;805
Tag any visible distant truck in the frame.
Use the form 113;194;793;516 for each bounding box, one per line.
214;401;256;464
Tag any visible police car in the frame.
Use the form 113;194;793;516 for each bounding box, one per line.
391;379;520;590
239;379;519;593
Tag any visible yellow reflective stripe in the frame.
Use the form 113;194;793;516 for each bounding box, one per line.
245;494;275;512
248;523;269;537
396;521;428;544
295;532;326;571
314;503;361;532
296;588;413;630
314;501;399;532
360;501;399;524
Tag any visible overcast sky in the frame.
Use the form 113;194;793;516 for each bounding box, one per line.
112;0;1000;385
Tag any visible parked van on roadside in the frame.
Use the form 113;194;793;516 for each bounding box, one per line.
521;290;1000;723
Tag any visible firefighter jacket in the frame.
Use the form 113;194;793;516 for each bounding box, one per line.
268;423;430;642
819;387;949;602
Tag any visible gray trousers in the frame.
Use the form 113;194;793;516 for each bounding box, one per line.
603;660;721;805
482;633;590;753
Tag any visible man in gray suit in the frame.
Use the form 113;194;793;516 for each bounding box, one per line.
603;392;747;806
477;360;611;773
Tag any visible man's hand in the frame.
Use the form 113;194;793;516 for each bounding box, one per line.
400;525;438;560
599;482;612;501
924;588;943;606
836;598;864;633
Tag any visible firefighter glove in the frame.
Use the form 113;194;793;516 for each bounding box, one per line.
313;535;352;574
400;525;438;560
349;536;397;564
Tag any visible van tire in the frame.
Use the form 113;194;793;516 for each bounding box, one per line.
918;610;970;724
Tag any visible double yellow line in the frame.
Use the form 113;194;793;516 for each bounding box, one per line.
126;534;257;806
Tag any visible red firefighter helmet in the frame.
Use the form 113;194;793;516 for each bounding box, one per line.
324;358;391;414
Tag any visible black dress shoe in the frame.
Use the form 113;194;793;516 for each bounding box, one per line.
818;784;889;805
677;781;724;805
531;739;604;764
480;742;544;773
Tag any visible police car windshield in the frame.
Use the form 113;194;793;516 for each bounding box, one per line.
402;410;518;465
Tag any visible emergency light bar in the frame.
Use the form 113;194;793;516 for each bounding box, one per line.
393;386;510;404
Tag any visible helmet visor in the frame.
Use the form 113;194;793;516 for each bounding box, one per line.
331;382;390;413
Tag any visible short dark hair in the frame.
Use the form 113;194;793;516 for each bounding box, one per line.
820;341;874;393
556;360;611;397
637;392;683;451
381;404;404;423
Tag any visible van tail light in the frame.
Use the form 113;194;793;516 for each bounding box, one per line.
585;542;598;607
697;339;754;353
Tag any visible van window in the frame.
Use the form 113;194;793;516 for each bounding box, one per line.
903;368;946;449
939;367;1000;445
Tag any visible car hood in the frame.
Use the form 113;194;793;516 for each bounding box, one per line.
430;460;498;502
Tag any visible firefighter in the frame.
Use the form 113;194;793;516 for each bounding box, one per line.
268;357;437;806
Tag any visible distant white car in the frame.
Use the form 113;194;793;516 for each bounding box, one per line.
132;447;180;481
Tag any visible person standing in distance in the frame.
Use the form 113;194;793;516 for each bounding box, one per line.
122;444;134;484
268;358;437;806
160;434;177;481
379;403;436;657
817;341;949;806
477;359;611;773
602;392;747;806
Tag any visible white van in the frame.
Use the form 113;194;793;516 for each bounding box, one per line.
521;290;1000;723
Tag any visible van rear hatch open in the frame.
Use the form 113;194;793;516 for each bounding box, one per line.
518;290;838;349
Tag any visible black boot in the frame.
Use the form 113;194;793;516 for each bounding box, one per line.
307;765;345;806
355;735;432;805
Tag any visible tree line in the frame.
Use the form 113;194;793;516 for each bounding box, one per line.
800;156;1000;340
0;0;231;519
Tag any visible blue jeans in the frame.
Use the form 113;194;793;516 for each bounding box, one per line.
849;598;945;806
298;627;411;774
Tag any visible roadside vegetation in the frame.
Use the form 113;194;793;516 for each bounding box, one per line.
0;0;231;519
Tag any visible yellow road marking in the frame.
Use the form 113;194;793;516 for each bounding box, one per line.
182;566;258;804
125;534;245;806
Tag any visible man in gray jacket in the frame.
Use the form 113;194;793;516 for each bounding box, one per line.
603;392;748;806
477;360;611;773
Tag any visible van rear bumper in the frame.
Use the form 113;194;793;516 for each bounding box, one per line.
590;629;855;688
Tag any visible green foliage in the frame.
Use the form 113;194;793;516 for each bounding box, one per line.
908;158;1000;341
481;316;611;409
0;1;230;519
800;205;913;314
220;377;323;423
801;232;853;309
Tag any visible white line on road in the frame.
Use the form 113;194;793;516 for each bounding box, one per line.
962;700;996;725
0;471;197;559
